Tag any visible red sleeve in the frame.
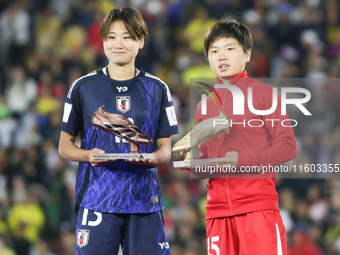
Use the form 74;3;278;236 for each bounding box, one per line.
238;88;297;167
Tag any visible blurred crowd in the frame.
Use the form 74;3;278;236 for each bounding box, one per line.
0;0;339;254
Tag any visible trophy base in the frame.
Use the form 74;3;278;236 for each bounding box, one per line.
91;153;154;160
173;158;223;168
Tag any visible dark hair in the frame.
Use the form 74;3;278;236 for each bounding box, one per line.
100;7;148;41
204;17;253;58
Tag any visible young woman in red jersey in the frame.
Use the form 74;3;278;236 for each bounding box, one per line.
195;17;297;255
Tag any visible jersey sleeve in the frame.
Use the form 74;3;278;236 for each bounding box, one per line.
156;85;179;139
61;82;83;136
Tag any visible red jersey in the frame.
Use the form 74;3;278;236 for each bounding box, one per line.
195;71;297;219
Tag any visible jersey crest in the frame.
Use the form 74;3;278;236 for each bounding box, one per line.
77;229;90;248
116;96;131;113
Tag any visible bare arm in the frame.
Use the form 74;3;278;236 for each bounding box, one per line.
126;136;172;166
58;131;114;167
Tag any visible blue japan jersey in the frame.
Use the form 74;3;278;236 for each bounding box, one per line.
61;67;179;213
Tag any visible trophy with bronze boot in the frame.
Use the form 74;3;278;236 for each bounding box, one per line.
90;105;154;160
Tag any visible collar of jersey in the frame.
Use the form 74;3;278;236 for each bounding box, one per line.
215;70;248;84
99;66;145;86
215;70;248;94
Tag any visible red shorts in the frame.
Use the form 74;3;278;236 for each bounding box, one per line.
206;210;287;255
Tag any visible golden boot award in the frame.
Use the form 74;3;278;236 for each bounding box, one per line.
172;110;230;168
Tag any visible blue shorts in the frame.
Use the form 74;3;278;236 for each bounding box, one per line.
75;207;171;255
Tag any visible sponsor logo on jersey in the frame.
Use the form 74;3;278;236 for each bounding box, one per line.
159;242;170;249
117;86;128;93
77;229;90;248
116;96;131;113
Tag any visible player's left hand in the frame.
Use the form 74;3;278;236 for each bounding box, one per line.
208;151;238;167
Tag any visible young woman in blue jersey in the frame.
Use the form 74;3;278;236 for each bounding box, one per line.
59;7;179;255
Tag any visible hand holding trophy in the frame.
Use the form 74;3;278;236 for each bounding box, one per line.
172;110;230;168
90;105;154;160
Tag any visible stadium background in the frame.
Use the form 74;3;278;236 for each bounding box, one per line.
0;0;339;254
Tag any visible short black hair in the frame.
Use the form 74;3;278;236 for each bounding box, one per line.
100;7;148;41
204;17;253;58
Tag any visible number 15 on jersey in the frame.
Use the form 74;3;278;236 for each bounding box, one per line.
207;236;220;255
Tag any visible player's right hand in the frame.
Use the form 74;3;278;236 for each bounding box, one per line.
88;148;116;167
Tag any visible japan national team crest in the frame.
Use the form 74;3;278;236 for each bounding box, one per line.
77;229;90;248
116;96;131;113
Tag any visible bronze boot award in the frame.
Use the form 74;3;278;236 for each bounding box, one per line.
172;110;230;167
90;105;154;160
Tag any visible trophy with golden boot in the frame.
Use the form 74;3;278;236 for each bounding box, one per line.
172;110;230;168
